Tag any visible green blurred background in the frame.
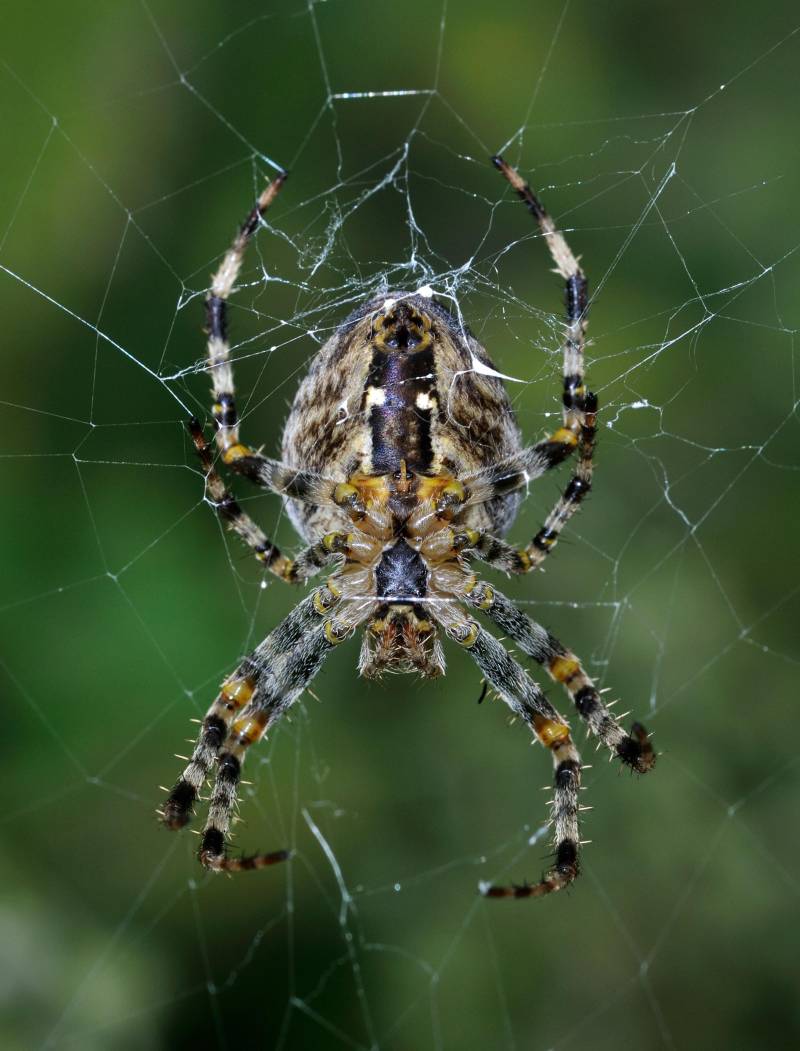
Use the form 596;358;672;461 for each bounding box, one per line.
2;2;799;1049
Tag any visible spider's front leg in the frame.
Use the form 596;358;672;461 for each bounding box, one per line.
435;608;582;899
161;593;324;833
205;173;286;465
189;419;343;583
481;155;597;572
202;174;338;503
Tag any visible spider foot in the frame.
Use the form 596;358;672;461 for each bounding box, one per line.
199;829;291;873
201;849;291;874
615;721;657;774
480;847;579;900
480;870;575;900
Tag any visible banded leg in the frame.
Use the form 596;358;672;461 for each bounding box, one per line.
201;174;343;506
206;172;285;463
492;154;597;569
438;612;582;899
199;590;364;872
454;529;532;574
462;424;582;510
162;592;333;831
190;418;342;582
525;397;596;569
464;581;656;773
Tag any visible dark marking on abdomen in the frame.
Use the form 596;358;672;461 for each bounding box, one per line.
365;344;436;473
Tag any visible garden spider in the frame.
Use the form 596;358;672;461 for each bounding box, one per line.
161;156;656;898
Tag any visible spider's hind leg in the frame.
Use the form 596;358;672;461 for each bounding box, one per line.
483;727;582;900
465;580;656;773
162;629;279;830
199;594;361;872
162;588;365;873
438;611;582;899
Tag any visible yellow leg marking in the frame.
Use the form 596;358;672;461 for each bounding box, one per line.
322;531;351;553
277;557;296;580
259;553;295;581
417;474;451;502
549;655;581;686
514;549;532;572
436;479;466;513
333;482;369;519
231;712;269;745
333;482;358;504
336;475;390;506
313;587;339;615
221;678;256;709
222;442;253;464
474;584;494;610
324;619;351;645
453;528;480;550
462;574;479;595
453;622;479;648
550;428;579;448
532;714;571;748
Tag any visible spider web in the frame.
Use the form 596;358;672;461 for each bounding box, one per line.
2;2;800;1048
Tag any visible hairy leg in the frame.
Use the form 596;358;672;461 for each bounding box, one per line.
435;607;582;899
463;579;656;772
162;587;367;870
489;155;597;570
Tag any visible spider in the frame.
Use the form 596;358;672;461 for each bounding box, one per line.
161;155;656;898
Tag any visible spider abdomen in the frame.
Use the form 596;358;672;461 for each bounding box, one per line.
281;292;523;543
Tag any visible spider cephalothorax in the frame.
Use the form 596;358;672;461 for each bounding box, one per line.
161;157;656;898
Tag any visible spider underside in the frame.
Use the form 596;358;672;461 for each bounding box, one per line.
161;156;656;898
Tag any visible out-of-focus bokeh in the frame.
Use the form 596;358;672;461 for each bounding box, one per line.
2;2;799;1049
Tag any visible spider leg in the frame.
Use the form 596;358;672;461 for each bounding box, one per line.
202;174;340;507
205;172;285;463
453;529;533;574
163;587;368;871
490;155;596;570
162;591;327;829
462;426;582;510
189;419;343;582
434;606;581;899
463;580;656;772
200;595;367;872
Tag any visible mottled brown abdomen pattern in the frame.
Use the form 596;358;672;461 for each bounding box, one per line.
281;293;522;542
